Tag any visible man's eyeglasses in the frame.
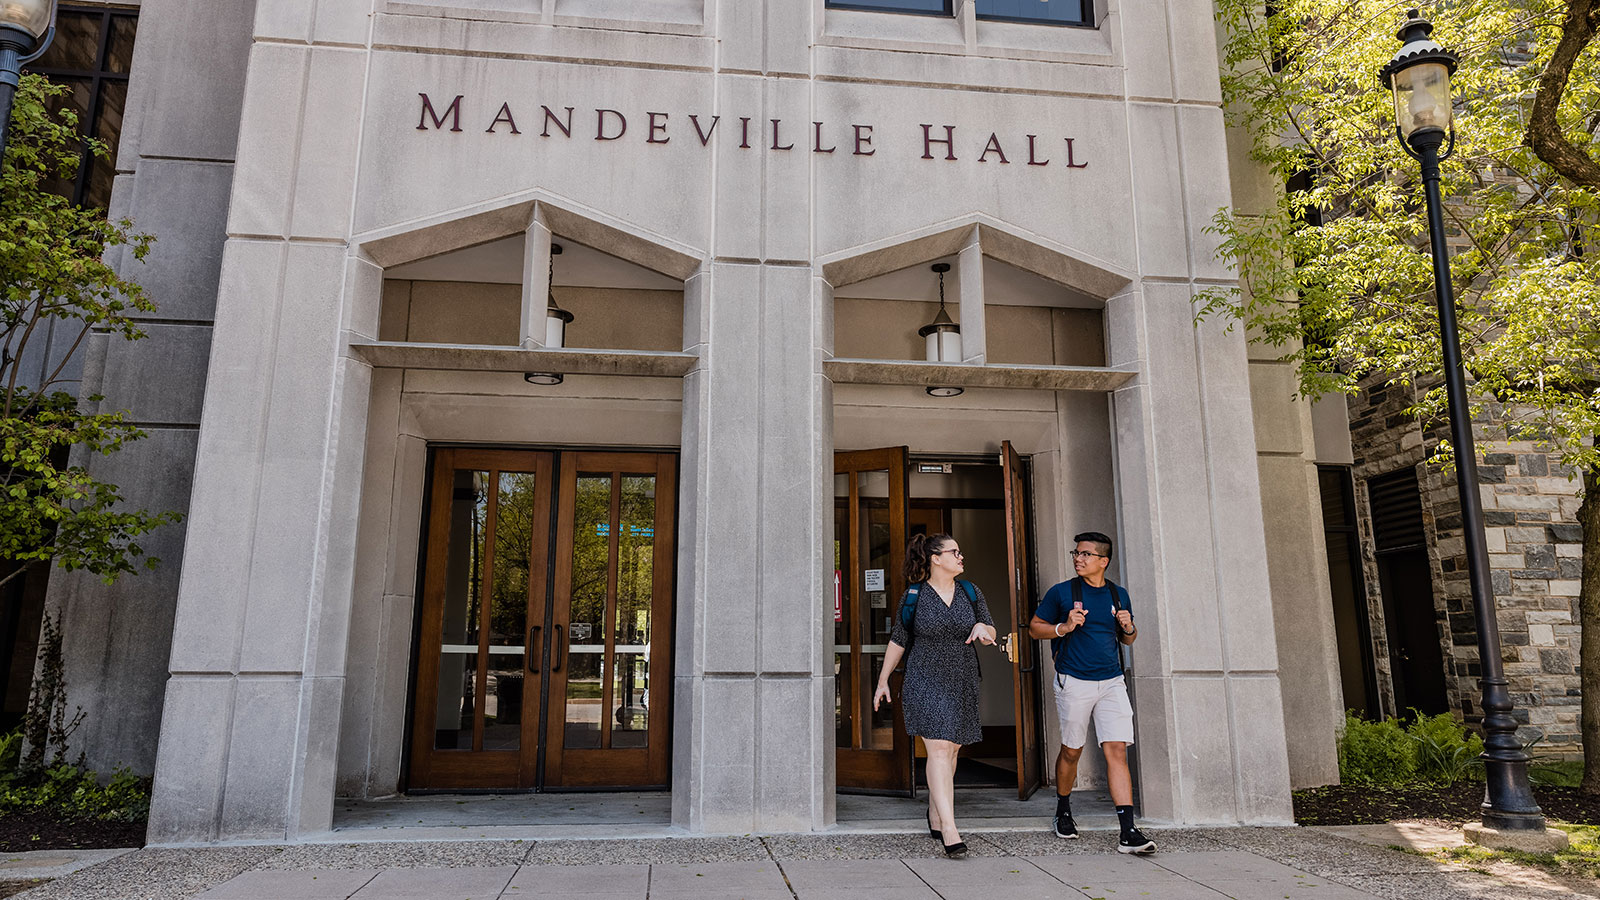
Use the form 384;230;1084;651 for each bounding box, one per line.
933;548;963;558
1070;551;1107;560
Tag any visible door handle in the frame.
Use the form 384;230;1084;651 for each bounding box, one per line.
553;624;565;672
528;625;540;672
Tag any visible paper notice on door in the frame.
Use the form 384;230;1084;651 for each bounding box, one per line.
864;568;885;592
870;592;887;609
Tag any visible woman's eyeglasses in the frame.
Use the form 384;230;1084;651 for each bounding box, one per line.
932;548;964;558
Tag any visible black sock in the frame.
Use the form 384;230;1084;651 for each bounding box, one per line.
1056;794;1071;817
1116;805;1135;833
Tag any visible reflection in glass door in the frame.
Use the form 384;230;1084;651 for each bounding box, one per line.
544;453;676;788
409;450;552;790
408;449;675;792
834;447;912;794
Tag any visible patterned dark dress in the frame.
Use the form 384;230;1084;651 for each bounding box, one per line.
889;580;995;745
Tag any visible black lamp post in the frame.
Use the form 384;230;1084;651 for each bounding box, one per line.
1380;9;1545;833
0;0;57;161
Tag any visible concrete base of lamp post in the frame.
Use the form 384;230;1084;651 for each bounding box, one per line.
1462;822;1570;853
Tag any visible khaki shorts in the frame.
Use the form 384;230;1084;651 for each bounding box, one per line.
1054;672;1135;749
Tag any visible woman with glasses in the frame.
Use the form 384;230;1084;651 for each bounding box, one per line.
873;533;997;858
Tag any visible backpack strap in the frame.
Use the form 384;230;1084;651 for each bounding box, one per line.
898;582;921;649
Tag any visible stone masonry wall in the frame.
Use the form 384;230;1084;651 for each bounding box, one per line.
1347;382;1583;750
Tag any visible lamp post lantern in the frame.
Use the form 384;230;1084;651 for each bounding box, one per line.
524;243;575;387
1380;9;1545;834
918;262;963;398
0;0;56;161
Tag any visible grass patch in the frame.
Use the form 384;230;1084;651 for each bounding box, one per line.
1531;760;1584;789
1433;822;1600;881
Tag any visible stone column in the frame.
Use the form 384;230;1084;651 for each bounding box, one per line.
670;0;831;833
147;3;376;842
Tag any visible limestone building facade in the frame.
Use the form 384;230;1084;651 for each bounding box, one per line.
29;0;1354;844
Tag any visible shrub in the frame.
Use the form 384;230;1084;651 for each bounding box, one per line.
1407;711;1485;784
1337;713;1417;785
0;731;149;822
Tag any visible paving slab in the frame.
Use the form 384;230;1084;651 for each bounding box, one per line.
904;854;1063;887
1212;827;1445;875
789;887;941;900
347;865;516;899
778;857;923;889
196;868;379;899
501;863;649;895
1200;877;1383;900
1339;870;1600;900
646;860;788;893
1148;849;1327;881
1028;852;1194;894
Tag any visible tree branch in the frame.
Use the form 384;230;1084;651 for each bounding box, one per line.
1526;0;1600;189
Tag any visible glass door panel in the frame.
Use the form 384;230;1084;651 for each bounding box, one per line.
833;447;911;794
409;450;551;790
545;452;676;789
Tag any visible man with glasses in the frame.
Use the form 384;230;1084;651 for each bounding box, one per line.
1027;531;1153;854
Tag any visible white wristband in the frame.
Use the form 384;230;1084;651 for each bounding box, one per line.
1055;623;1065;637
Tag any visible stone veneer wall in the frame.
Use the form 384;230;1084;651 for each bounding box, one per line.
1347;380;1584;749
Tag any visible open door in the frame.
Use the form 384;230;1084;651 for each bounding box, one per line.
833;447;913;794
1002;441;1043;799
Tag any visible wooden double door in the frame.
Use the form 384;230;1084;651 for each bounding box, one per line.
833;443;1043;799
409;448;677;791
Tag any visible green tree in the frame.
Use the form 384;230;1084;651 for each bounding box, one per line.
1;74;177;592
1207;1;1600;791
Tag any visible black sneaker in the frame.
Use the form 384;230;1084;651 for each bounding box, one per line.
1117;827;1156;854
1052;813;1078;840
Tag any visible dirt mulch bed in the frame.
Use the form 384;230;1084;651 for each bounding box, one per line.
1295;782;1600;826
0;814;144;852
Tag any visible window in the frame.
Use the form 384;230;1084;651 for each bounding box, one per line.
826;0;953;15
975;0;1091;25
24;5;138;209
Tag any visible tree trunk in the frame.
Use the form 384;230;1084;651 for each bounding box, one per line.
1581;459;1600;794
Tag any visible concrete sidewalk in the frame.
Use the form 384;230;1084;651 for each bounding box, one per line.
9;826;1595;900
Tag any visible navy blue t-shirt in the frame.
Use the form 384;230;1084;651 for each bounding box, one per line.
1035;578;1131;681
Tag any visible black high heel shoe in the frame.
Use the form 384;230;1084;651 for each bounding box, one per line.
927;812;941;839
942;839;968;859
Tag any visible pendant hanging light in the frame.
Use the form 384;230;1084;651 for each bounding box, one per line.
917;262;963;397
525;242;575;386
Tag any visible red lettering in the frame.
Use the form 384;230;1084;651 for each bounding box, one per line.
813;121;836;154
596;109;627;141
978;132;1009;164
541;105;574;138
647;112;670;144
739;117;752;149
771;119;794;151
690;114;720;146
1026;134;1049;166
486;102;520;134
1064;137;1088;168
417;93;463;132
852;124;875;156
921;124;956;161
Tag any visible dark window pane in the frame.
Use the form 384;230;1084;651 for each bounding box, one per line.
33;12;104;72
38;76;92;200
106;15;137;75
827;0;951;14
975;0;1089;24
83;79;128;211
